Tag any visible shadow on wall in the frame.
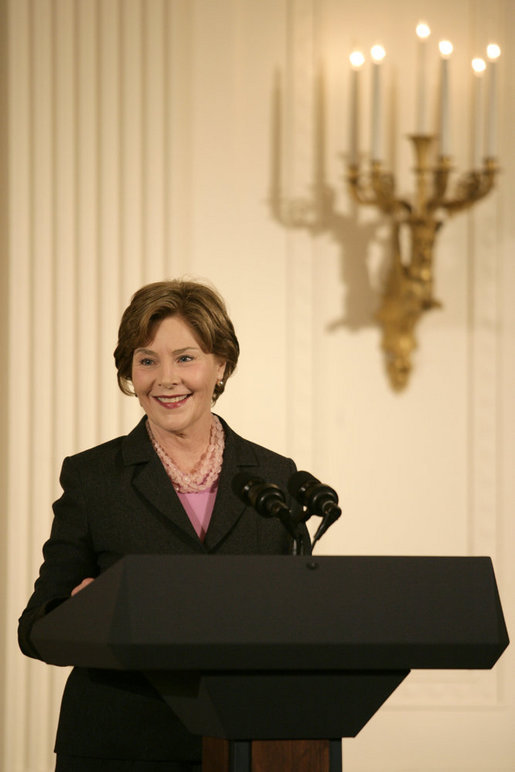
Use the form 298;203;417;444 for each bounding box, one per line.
267;65;388;334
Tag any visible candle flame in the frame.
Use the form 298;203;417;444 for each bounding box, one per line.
471;57;486;75
439;40;453;58
416;22;431;40
486;43;501;61
371;44;386;63
349;50;365;69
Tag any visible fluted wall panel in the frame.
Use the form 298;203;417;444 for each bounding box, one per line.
2;1;514;770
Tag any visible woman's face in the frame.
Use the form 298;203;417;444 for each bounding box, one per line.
131;314;225;440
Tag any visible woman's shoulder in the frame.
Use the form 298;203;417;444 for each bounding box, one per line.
220;416;295;469
62;417;149;469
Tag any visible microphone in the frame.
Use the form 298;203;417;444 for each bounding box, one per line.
232;473;299;541
288;471;341;544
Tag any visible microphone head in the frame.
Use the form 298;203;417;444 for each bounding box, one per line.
232;472;265;503
288;470;339;517
232;473;290;522
288;470;318;504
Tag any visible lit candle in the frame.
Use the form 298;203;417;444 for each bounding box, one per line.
415;21;431;134
471;58;486;168
370;44;386;161
438;40;453;157
349;50;365;166
485;43;501;158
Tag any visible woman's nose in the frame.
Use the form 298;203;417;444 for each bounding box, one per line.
158;362;179;388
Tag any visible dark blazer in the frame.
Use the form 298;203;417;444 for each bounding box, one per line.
18;415;307;762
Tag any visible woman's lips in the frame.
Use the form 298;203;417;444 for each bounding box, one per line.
153;394;191;409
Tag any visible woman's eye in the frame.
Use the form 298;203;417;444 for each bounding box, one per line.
140;358;155;366
178;355;193;363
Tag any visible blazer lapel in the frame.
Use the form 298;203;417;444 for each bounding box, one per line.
122;418;203;548
203;419;261;551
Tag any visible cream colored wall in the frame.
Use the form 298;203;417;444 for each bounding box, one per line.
2;0;514;770
0;0;8;764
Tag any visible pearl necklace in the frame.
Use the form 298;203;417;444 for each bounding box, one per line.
147;415;225;493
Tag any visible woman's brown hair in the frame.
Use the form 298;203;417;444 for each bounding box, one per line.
114;279;240;402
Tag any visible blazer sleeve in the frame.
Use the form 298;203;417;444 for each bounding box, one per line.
18;456;100;661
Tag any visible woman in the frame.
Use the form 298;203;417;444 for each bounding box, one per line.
18;279;308;772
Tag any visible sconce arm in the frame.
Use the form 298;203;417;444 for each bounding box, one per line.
440;161;498;215
348;164;410;216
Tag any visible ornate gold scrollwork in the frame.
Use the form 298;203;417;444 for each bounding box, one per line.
348;137;498;389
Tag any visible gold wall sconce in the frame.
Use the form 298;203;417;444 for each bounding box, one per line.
348;31;501;390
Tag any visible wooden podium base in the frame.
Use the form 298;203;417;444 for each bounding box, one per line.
202;737;342;772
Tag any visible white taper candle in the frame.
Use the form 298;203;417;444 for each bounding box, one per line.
438;40;453;157
349;50;365;165
370;45;385;161
485;43;501;158
415;22;431;133
471;58;486;168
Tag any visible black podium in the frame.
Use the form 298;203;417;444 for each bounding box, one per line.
32;555;509;772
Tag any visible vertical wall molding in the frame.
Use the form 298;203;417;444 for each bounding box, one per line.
284;0;317;469
0;0;9;764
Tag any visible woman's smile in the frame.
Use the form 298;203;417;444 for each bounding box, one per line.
153;393;191;408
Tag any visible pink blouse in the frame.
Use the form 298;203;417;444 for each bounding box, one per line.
177;483;218;541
